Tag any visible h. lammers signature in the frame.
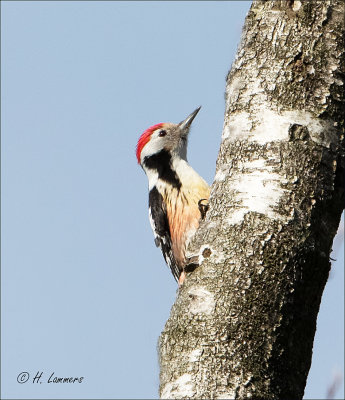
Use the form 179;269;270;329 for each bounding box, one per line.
17;371;84;384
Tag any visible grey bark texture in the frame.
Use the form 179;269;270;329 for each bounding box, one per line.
159;1;344;399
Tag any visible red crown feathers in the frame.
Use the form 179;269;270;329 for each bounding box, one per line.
136;123;164;164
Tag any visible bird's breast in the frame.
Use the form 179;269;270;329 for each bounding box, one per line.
162;179;210;267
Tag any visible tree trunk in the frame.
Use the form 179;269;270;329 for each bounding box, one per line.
158;1;344;399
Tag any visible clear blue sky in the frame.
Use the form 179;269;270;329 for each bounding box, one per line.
1;2;343;399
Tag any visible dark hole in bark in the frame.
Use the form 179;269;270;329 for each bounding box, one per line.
202;248;212;258
288;124;310;141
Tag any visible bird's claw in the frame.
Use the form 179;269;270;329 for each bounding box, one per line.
198;198;209;220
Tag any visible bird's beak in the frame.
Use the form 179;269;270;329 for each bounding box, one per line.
178;106;201;133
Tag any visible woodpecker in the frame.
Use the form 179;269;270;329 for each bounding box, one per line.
136;107;210;285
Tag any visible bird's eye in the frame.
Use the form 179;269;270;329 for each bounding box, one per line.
158;130;167;137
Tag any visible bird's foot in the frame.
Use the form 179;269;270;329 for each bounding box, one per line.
198;198;209;220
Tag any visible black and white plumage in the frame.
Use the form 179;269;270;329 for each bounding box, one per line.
148;186;180;281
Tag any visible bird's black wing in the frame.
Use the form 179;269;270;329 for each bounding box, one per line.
148;187;181;281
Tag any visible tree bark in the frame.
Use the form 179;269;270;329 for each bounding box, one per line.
158;1;344;399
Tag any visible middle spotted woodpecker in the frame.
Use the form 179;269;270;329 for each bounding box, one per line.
136;107;210;285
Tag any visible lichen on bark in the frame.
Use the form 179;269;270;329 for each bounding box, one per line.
159;1;344;399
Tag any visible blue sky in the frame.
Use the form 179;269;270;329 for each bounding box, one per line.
1;2;343;399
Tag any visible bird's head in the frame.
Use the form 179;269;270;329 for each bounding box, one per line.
136;107;201;165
